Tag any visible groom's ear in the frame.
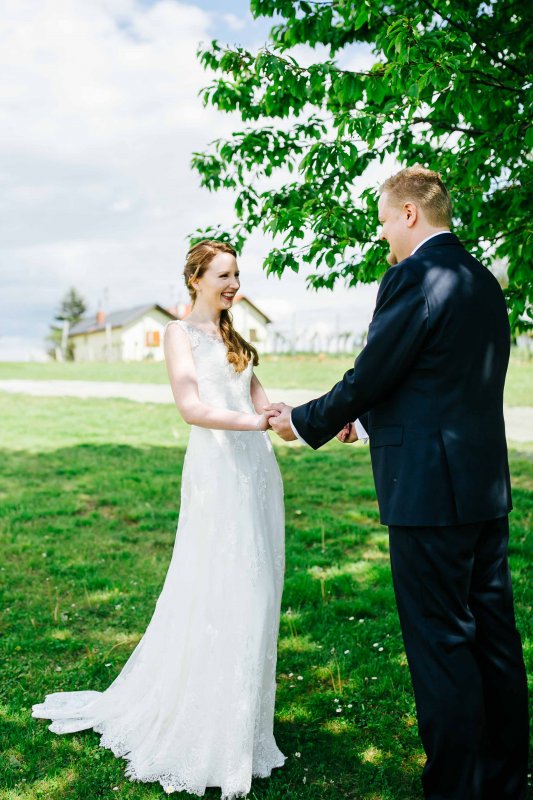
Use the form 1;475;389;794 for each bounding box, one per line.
404;202;418;228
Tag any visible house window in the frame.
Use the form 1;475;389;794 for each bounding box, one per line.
145;330;161;347
249;328;258;342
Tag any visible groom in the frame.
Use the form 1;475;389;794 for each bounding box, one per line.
267;166;529;800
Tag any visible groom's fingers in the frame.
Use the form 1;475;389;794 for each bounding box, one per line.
264;402;286;413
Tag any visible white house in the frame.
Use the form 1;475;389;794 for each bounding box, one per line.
230;294;272;352
69;295;272;361
69;304;177;362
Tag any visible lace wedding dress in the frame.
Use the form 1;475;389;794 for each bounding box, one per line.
32;320;286;798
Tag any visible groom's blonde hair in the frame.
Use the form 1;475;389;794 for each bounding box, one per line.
380;166;452;227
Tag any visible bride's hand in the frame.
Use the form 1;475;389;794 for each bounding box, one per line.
254;412;274;431
254;410;280;431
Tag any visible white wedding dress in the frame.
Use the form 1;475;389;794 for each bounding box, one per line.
32;320;286;798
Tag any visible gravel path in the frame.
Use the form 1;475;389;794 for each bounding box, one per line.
1;379;532;442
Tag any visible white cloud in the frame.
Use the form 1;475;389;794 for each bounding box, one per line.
0;0;378;361
220;12;247;31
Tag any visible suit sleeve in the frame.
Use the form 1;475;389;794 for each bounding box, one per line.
291;263;429;449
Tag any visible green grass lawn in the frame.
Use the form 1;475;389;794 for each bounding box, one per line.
0;393;531;800
0;348;531;405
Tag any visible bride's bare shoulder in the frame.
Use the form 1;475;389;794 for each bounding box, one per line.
164;320;188;346
164;321;200;358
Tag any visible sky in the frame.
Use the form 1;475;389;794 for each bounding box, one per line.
0;0;387;361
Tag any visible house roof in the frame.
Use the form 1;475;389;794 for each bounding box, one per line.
234;294;272;324
69;304;177;337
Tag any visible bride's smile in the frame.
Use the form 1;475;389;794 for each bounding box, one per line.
189;250;241;317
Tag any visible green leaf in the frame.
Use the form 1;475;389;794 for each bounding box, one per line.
353;5;368;31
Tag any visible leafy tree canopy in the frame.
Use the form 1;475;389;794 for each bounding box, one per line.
191;0;532;330
55;287;87;324
47;287;87;360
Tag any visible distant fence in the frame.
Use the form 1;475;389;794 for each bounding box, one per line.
266;328;367;354
261;308;368;354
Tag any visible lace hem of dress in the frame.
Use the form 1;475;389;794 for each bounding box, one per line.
89;721;286;799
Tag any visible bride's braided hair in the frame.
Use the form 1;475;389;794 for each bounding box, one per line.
184;240;259;373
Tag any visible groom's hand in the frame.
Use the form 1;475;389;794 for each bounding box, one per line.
264;403;296;441
336;422;358;444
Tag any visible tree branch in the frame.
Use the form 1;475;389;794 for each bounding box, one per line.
411;117;487;137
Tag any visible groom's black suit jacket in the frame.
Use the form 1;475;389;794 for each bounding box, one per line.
291;233;512;526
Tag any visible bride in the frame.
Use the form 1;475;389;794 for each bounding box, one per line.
32;240;287;798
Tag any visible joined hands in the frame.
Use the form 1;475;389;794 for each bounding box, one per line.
262;403;359;444
263;403;297;441
255;408;282;431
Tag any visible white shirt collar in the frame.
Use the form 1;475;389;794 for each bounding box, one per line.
410;230;451;256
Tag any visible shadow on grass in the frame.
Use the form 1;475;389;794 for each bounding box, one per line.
0;443;530;800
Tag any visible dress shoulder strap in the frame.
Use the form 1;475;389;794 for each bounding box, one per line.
165;319;201;348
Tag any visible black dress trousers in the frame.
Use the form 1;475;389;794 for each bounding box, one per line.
388;516;528;800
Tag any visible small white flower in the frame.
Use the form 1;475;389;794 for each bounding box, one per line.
378;647;384;652
348;616;355;620
303;777;307;784
105;663;112;667
336;708;342;713
330;647;335;654
348;704;353;708
297;675;303;681
371;676;377;680
294;751;301;758
288;672;294;677
55;666;62;672
358;618;364;623
344;649;350;654
373;642;379;647
112;788;118;792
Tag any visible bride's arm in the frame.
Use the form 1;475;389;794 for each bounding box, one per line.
164;324;267;431
250;373;270;413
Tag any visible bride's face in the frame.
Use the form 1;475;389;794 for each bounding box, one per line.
193;252;240;312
